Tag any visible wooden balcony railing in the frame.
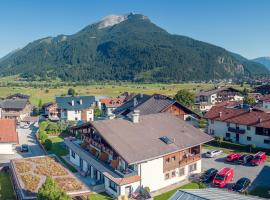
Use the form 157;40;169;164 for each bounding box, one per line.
179;154;201;167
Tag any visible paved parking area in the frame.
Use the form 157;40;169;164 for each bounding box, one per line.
202;149;270;190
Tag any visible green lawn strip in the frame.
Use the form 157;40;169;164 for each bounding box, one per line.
0;172;16;200
154;182;205;200
88;192;113;200
249;186;270;198
47;136;77;173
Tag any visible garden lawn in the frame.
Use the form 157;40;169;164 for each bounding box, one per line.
154;182;205;200
0;172;16;200
249;186;270;198
47;136;77;173
88;192;113;200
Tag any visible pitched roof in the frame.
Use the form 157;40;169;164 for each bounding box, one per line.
90;112;212;164
100;97;126;107
0;99;28;109
0;119;18;143
6;93;30;100
260;94;270;102
56;96;95;110
197;87;241;97
113;94;199;118
169;188;266;200
205;106;270;128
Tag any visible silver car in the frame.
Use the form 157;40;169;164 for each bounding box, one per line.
205;150;223;158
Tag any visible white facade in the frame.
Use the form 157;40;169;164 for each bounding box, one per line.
0;143;14;154
60;109;94;122
207;119;270;149
263;101;270;109
68;148;202;197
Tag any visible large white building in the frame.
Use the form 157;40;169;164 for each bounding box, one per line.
56;96;95;122
205;105;270;149
65;112;212;198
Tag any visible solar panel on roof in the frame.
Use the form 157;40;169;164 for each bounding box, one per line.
159;136;173;144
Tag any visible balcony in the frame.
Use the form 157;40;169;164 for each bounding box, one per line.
179;154;201;167
228;127;245;134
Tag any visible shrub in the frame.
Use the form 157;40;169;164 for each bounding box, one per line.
39;121;49;132
44;139;52;151
46;122;60;134
38;131;48;143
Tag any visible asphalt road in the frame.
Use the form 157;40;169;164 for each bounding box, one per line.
0;122;44;164
202;149;270;190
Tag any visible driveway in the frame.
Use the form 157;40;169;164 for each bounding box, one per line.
202;149;270;190
0;122;44;164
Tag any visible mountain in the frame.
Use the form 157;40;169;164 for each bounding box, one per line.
0;49;20;62
0;13;268;82
253;57;270;70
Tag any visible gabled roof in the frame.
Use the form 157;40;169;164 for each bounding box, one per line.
6;93;30;100
197;87;242;97
113;94;200;118
89;112;212;164
169;188;266;200
0;99;28;109
0;119;18;143
260;94;270;102
56;96;95;110
100;97;126;107
205;106;270;128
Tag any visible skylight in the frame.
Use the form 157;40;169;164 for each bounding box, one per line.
159;136;173;144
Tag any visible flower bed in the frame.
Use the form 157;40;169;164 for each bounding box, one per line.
21;174;40;192
35;163;68;176
55;177;82;191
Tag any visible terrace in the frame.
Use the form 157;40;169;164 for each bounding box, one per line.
10;155;91;199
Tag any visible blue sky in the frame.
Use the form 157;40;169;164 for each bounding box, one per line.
0;0;269;59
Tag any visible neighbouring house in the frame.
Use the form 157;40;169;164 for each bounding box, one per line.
0;99;32;122
169;188;266;200
205;105;270;149
195;87;244;112
65;112;212;197
254;84;270;95
113;94;201;126
6;93;30;100
42;102;59;121
100;97;126;117
10;155;90;200
259;94;270;110
56;96;95;122
0;119;18;154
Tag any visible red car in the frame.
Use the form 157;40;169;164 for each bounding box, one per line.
226;153;241;162
250;152;266;166
213;167;234;188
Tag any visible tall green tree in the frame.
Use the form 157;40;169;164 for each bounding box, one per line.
67;88;75;96
243;95;256;106
37;176;70;200
174;89;195;107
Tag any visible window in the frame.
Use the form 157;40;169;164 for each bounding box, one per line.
165;158;170;163
247;126;251;130
211;130;215;135
236;123;239;128
71;150;75;159
226;132;231;138
211;120;214;124
227;122;230;127
247;136;252;141
75;117;78;121
165;173;170;180
109;180;117;192
179;168;185;177
189;163;197;173
171;171;176;178
171;156;176;161
264;140;270;144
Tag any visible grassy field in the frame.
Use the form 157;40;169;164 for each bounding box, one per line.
0;80;248;106
154;182;206;200
88;192;113;200
0;172;16;200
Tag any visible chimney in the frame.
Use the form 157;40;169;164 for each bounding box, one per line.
132;110;140;123
140;93;143;98
219;112;222;118
71;100;74;106
133;97;138;107
79;99;83;105
258;117;262;123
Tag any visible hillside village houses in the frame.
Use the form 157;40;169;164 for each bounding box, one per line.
65;112;212;197
205;105;270;149
195;87;244;112
100;97;126;117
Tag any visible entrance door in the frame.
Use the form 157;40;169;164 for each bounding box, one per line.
125;186;132;197
236;134;240;142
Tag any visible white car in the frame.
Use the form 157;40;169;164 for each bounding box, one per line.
205;150;223;158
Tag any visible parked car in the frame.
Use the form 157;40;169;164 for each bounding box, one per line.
205;150;223;158
213;167;234;188
232;177;251;193
20;144;29;152
250;152;266;166
200;168;218;183
226;153;241;162
236;154;253;165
